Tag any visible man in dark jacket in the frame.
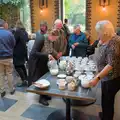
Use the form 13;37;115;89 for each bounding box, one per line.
62;19;71;55
0;19;16;97
35;21;48;42
28;21;48;86
63;19;70;38
28;21;52;106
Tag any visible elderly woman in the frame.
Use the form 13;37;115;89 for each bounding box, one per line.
69;25;88;57
89;20;120;120
28;30;59;106
53;19;67;57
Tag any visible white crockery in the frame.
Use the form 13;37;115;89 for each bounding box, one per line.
57;79;67;85
57;74;67;79
34;79;50;88
50;69;59;75
81;80;90;88
58;81;66;90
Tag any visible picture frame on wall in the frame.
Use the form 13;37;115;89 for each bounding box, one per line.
99;0;110;6
39;0;48;8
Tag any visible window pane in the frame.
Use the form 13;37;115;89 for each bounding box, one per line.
63;0;86;32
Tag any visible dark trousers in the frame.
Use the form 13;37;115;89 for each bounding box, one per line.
101;78;120;120
15;65;27;82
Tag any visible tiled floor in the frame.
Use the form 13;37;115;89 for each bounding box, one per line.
0;77;120;120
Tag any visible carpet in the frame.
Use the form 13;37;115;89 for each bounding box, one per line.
0;97;17;112
21;104;57;120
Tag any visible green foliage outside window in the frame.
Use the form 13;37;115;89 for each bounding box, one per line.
0;0;21;6
64;0;86;31
0;0;31;33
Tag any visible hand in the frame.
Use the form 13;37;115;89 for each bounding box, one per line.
56;52;62;59
58;52;62;56
74;42;79;46
89;78;99;87
48;54;55;61
72;45;75;49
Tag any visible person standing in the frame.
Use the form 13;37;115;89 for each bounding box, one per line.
36;21;48;42
27;33;36;57
89;20;120;120
13;20;28;87
63;18;71;55
68;24;88;57
28;21;50;106
0;19;16;97
53;19;67;58
28;30;58;106
63;19;70;39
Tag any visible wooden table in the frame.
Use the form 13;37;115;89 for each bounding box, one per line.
27;72;98;120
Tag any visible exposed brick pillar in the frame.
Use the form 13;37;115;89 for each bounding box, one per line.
117;0;120;27
86;0;92;34
54;0;60;21
30;0;35;32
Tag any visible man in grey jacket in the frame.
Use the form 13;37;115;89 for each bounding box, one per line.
0;19;16;97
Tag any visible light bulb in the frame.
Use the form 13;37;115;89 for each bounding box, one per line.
102;6;106;11
40;9;43;13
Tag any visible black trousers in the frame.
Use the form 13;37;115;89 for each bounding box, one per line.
101;78;120;120
15;65;27;82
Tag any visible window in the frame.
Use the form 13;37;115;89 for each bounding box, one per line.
63;0;86;32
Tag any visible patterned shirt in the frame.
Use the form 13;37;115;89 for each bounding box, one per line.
94;35;120;81
41;37;53;54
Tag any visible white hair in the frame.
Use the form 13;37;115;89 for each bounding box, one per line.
74;24;81;30
54;19;62;25
95;20;115;37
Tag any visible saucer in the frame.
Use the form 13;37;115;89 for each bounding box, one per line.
34;79;50;89
57;74;67;79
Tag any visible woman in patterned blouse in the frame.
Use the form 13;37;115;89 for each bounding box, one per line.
89;20;120;120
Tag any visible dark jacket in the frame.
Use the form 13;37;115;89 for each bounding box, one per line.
87;40;99;56
69;32;88;57
0;28;15;58
62;24;71;39
62;24;71;56
36;31;45;42
13;28;28;66
28;37;49;86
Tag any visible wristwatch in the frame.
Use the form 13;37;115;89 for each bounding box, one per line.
97;76;101;80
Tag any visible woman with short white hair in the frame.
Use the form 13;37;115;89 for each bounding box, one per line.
89;20;120;120
68;24;88;57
